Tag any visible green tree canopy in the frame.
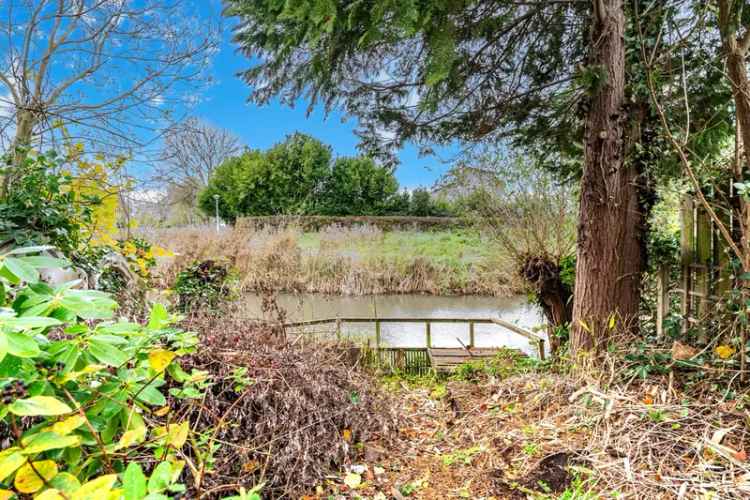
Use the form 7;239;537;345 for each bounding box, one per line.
319;157;399;215
199;133;423;220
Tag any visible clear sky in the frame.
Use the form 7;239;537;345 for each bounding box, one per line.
191;1;454;189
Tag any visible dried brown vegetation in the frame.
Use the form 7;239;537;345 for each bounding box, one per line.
175;308;397;498
347;369;750;499
140;225;519;296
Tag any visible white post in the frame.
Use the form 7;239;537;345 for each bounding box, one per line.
213;194;220;232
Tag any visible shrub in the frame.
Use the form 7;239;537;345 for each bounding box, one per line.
451;348;541;382
0;245;203;498
173;260;233;310
0;151;96;262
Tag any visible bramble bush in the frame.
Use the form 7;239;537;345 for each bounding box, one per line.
173;260;233;311
0;245;207;499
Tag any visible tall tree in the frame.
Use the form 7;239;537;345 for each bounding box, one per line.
0;0;219;190
226;0;643;353
319;157;399;215
199;133;332;220
156;118;242;220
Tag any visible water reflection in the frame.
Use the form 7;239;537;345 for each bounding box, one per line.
236;293;545;356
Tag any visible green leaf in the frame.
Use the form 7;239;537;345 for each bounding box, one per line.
148;303;169;330
147;461;172;494
2;257;39;283
89;334;128;346
136;385;167;407
5;331;40;358
18;256;70;269
9;396;72;416
0;333;7;364
49;472;81;493
123;462;147;500
3;316;62;330
5;246;55;255
0;450;25;481
88;340;128;367
22;432;81;455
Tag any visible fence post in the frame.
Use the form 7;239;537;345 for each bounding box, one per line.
656;265;668;337
680;197;694;335
469;321;475;348
425;321;431;348
374;320;382;368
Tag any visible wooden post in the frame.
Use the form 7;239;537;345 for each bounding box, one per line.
425;321;431;348
680;197;694;334
656;265;668;337
468;321;475;348
375;320;381;368
537;338;546;361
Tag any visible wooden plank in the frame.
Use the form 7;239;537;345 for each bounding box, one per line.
490;318;545;360
284;317;499;327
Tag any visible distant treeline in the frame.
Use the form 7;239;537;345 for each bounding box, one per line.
198;133;458;222
236;215;468;232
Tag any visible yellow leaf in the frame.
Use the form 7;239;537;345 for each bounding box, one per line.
35;489;65;500
70;474;117;500
342;429;352;442
608;314;616;330
154;422;189;449
169;459;185;483
15;460;58;494
343;472;361;489
716;345;736;360
149;349;176;373
116;426;146;450
0;489;14;500
153;405;170;417
0;449;25;482
51;415;86;435
106;489;123;500
578;320;591;333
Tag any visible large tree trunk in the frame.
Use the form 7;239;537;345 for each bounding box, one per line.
571;0;646;353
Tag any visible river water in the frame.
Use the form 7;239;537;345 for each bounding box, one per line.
237;293;546;357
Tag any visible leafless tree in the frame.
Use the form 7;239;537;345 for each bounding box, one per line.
155;117;242;220
0;0;220;191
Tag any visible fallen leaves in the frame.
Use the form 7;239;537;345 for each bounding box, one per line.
715;344;736;359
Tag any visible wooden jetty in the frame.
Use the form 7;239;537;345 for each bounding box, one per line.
283;316;546;374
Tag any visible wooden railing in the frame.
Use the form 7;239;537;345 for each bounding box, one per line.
284;316;546;361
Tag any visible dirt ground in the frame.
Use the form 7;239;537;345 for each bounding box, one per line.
315;372;750;499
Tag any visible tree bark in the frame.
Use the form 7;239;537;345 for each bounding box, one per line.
571;0;646;353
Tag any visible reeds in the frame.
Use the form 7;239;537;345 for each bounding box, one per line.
138;224;521;296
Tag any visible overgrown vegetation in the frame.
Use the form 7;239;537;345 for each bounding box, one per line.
142;224;521;296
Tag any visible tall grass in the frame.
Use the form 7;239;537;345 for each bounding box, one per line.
139;224;521;296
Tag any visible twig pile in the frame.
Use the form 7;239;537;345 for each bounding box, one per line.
175;312;397;498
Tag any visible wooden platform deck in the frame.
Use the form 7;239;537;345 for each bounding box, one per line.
428;347;520;371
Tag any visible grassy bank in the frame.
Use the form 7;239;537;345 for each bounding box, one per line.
141;224;521;296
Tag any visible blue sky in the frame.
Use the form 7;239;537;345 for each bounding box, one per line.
191;2;454;189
